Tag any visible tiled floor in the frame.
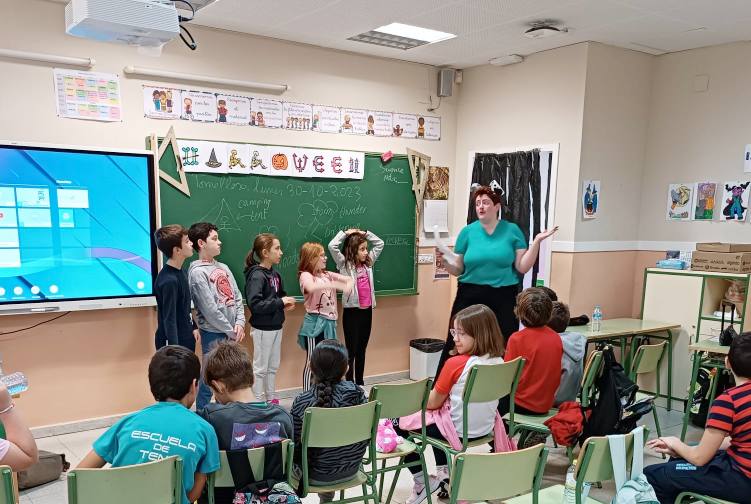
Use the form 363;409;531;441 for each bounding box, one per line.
20;398;702;504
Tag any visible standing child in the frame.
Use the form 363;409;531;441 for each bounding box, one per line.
297;242;353;391
244;233;296;403
328;228;384;385
290;340;367;503
153;224;199;350
188;222;246;411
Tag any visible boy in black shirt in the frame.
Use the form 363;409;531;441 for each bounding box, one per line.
154;224;198;350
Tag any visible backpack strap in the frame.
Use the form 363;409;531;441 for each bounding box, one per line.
631;426;645;478
607;433;628;492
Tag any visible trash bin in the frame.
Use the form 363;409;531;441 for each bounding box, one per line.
409;338;444;381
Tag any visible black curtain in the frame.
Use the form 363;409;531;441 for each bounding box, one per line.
467;150;545;286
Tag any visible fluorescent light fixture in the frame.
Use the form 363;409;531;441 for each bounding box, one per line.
489;54;524;66
373;23;456;44
123;65;289;94
0;48;95;68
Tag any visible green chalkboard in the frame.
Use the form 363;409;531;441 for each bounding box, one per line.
153;138;417;297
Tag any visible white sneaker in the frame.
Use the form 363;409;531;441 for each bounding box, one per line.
406;476;441;504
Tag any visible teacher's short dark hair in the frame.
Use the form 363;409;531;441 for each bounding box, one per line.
729;331;751;378
148;346;201;402
514;287;553;328
472;186;501;206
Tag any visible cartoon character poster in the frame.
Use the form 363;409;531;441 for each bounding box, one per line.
423;116;441;140
143;85;181;120
693;182;717;220
283;102;313;131
667;183;693;221
182;90;217;122
367;110;393;137
251;98;283;128
340;108;368;135
722;181;751;221
311;105;341;134
393;113;418;138
582;180;600;219
215;94;251;125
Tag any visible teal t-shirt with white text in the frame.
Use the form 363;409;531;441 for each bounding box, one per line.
93;402;220;504
454;220;527;287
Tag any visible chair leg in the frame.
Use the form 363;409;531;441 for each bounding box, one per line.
420;456;433;504
385;465;403;504
340;489;345;501
652;404;665;459
362;483;369;504
378;459;387;498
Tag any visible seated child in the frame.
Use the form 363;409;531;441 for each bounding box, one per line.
78;346;220;504
499;287;563;416
549;301;587;406
645;331;751;503
200;341;293;450
0;383;38;470
396;304;505;504
290;340;366;503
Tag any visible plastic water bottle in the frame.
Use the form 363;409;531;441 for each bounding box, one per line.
592;305;603;332
0;372;28;395
562;460;590;503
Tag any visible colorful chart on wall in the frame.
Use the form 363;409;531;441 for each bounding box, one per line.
721;181;751;221
693;182;717;220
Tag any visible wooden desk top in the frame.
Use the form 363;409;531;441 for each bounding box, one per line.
566;318;681;340
689;339;730;355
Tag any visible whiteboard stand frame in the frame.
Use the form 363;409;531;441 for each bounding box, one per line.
153;127;191;197
406;148;430;215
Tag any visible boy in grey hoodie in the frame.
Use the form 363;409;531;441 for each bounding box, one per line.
549;301;587;406
187;222;246;410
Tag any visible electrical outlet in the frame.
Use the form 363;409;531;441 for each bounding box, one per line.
418;254;434;264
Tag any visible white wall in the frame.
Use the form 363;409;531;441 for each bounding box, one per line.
639;41;751;244
454;44;589;243
576;43;653;243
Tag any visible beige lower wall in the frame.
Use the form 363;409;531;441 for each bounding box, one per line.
5;247;451;429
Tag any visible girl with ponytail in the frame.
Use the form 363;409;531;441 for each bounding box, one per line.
290;340;367;500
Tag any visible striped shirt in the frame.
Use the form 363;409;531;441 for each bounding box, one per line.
706;380;751;477
290;381;367;482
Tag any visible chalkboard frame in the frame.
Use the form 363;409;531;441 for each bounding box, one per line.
148;135;419;298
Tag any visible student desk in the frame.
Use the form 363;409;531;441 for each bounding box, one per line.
680;339;730;441
567;318;680;410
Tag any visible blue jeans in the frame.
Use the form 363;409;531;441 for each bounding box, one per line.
196;330;228;411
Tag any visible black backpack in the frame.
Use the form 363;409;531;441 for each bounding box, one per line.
581;346;640;442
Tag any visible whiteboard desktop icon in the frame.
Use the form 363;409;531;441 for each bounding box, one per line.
49;285;59;294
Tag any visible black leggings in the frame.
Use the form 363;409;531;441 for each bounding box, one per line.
343;307;372;385
393;424;482;474
435;282;519;380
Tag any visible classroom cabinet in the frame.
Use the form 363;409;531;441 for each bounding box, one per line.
640;268;750;407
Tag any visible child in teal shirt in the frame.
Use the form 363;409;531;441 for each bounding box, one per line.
78;346;220;504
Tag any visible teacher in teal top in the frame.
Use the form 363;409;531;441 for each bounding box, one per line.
435;185;558;376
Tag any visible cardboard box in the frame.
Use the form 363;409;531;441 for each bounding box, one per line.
691;250;751;273
696;242;751;253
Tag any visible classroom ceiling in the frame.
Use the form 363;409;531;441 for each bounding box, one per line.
188;0;751;68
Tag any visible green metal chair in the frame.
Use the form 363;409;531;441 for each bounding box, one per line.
506;432;639;504
368;379;432;504
292;401;381;504
0;466;14;504
675;493;737;504
67;455;183;504
579;350;604;409
207;440;294;504
629;340;667;439
421;358;525;481
447;445;548;504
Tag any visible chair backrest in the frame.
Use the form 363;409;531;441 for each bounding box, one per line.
463;358;524;404
67;455;182;504
580;351;603;408
0;466;14;504
369;379;430;419
631;341;667;376
303;401;380;448
577;433;635;485
208;440;293;502
449;445;548;503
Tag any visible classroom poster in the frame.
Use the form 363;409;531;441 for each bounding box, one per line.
367;111;393;137
184;91;217;122
215;94;251;125
251;98;284;128
282;102;313;131
340;108;368;135
311;105;341;133
693;182;717;220
582;180;600;219
423;116;441;140
179;140;211;173
55;69;122;122
667;183;693;220
721;181;751;221
393;113;418;138
142;85;180;120
225;143;251;174
434;253;450;280
423;166;450;233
